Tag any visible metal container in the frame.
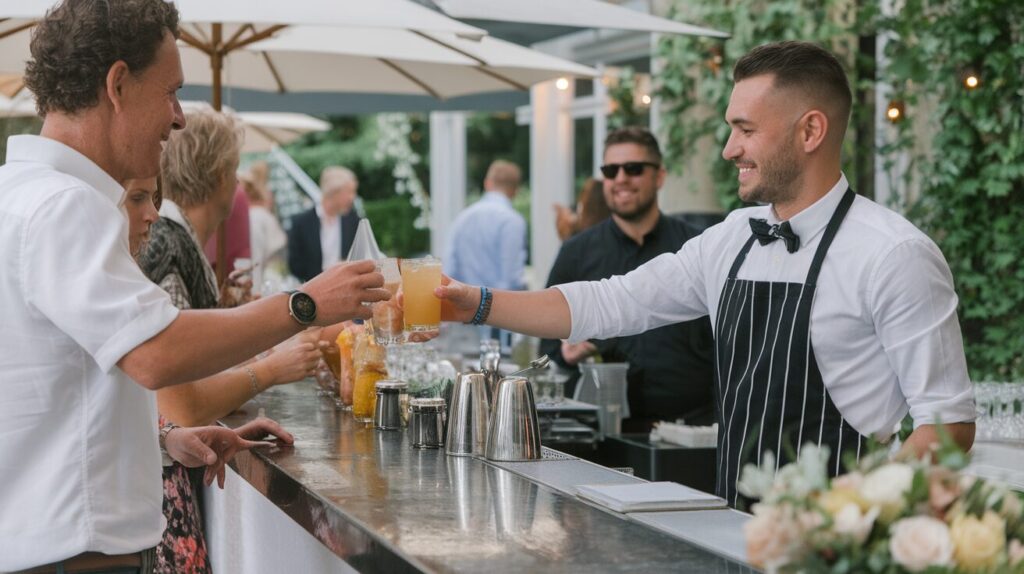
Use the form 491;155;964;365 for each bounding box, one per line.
445;372;490;457
373;380;408;430
409;397;446;449
485;376;542;462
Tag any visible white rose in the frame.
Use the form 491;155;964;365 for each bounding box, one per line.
833;503;879;544
744;503;805;571
889;516;954;572
860;463;914;523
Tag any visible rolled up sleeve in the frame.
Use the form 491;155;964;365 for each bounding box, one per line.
24;187;179;374
868;238;975;428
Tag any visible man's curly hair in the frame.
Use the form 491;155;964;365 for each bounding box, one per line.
24;0;180;117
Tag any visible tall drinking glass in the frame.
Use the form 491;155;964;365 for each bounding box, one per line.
371;258;404;345
401;257;442;337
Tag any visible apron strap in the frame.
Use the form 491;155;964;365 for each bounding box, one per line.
805;188;856;287
727;236;758;279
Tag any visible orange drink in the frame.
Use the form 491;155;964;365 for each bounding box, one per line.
401;257;441;335
352;331;388;422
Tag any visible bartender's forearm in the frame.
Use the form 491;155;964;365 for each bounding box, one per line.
898;422;975;459
486;288;572;340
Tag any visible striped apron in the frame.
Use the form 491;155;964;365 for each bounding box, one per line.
713;188;867;508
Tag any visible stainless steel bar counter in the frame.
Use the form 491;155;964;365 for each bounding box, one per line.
217;382;754;573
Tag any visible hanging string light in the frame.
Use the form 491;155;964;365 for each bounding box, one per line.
962;68;981;90
886;100;905;123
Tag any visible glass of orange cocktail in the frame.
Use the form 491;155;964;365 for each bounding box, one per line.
400;257;441;337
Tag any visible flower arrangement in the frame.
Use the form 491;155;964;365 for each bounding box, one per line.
739;442;1024;573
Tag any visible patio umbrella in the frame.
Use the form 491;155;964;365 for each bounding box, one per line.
0;0;485;281
433;0;729;44
181;25;597;100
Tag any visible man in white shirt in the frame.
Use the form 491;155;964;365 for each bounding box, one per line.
433;41;975;506
287;166;362;282
444;160;527;291
0;1;386;571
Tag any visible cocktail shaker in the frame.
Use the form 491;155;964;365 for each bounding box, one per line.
409;397;446;449
445;373;489;457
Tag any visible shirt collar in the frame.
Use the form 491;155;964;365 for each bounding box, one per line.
5;134;125;206
609;211;666;245
315;203;339;225
482;190;513;206
768;173;849;246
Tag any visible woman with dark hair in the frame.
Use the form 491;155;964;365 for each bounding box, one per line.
554;177;612;241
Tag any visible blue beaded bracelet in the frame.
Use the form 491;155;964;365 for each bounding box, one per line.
470;286;492;325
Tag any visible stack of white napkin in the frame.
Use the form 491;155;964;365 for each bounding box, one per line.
576;482;726;512
650;421;718;448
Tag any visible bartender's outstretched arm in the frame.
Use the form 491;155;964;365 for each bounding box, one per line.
435;275;572;340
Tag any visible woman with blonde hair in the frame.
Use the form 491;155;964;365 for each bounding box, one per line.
134;108;320;574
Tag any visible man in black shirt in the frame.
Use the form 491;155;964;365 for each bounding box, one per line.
540;127;715;431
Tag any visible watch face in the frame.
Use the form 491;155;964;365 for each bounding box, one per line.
290;291;317;324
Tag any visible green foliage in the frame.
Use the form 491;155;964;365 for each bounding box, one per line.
876;0;1024;379
607;66;647;130
284;115;429;203
0;116;42;161
466;112;529;195
656;0;862;211
362;195;429;257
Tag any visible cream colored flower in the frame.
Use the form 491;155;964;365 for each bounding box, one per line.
1008;539;1024;567
833;503;879;544
831;471;864;492
999;490;1022;521
744;503;805;571
819;486;868;516
860;463;914;523
889;516;954;572
950;511;1006;572
927;467;960;515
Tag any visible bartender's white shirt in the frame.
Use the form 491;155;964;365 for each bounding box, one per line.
557;174;975;438
0;135;179;570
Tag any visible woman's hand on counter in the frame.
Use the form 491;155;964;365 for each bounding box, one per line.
164;425;274;488
233;417;295;445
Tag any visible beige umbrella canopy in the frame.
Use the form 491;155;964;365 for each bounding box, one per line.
0;0;485;281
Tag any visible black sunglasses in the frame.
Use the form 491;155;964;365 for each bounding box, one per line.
599;161;660;179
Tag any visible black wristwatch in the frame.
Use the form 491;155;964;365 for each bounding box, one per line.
287;290;317;325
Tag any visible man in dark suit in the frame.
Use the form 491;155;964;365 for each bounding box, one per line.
288;166;362;282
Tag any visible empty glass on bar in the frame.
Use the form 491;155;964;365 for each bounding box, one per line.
401;257;442;337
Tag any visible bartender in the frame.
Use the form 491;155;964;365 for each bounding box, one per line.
431;41;976;507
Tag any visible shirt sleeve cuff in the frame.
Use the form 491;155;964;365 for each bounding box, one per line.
94;302;180;374
908;387;977;429
553;283;583;343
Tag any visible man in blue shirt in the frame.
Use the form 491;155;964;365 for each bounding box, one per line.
444;160;527;290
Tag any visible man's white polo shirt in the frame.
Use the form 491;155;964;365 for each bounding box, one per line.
0;135;180;570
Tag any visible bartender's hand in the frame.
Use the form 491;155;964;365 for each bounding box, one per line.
165;426;273;488
233;417;295;445
434;274;481;324
304;260;390;325
561;340;598;366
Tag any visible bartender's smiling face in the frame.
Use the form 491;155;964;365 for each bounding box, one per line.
602;142;665;222
722;74;805;206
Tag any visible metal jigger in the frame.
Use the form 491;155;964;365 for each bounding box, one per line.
485;376;542;462
445;373;490;457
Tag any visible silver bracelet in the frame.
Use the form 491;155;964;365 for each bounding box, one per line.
244;366;260;396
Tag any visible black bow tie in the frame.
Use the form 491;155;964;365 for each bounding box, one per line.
749;218;801;253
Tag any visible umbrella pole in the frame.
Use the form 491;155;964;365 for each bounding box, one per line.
211;23;229;288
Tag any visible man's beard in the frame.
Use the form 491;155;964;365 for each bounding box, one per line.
742;141;802;206
610;191;658;222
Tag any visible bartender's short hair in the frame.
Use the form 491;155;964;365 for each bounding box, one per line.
24;0;180;117
604;127;662;164
734;41;852;141
161;108;243;208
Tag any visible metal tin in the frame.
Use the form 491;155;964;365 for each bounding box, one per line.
409;397;446;448
374;380;408;430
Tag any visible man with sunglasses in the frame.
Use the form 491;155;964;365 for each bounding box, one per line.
432;41;974;508
540;127;715;431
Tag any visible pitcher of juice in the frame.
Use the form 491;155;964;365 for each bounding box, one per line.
352;331;388;422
